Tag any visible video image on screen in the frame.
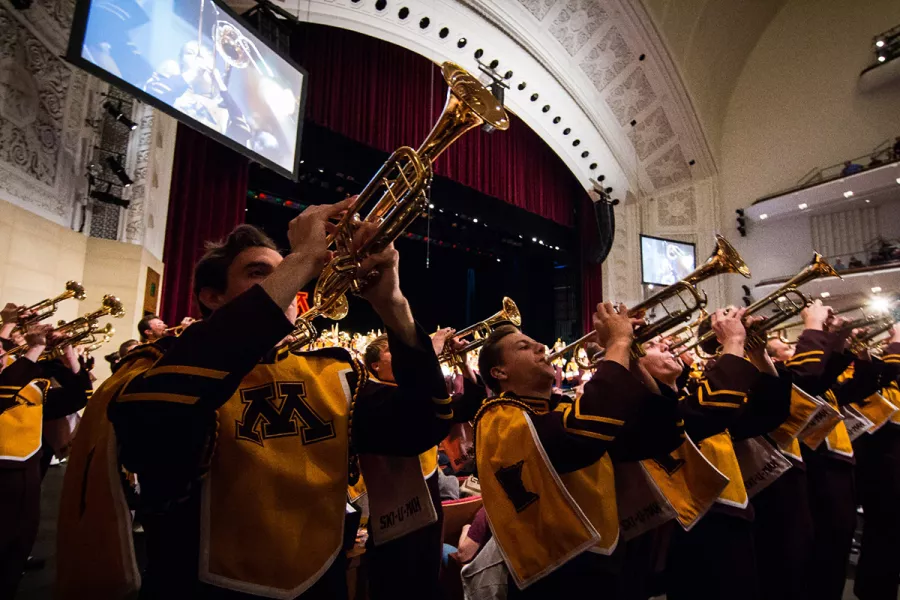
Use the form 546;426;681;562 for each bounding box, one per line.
77;0;304;174
641;236;696;286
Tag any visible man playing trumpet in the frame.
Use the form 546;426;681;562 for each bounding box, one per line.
58;200;455;600
470;301;683;598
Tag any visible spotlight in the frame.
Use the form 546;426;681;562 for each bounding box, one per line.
876;40;885;48
878;55;887;63
105;156;133;188
90;189;130;208
103;101;137;130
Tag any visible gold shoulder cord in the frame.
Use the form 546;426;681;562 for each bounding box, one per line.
347;356;368;486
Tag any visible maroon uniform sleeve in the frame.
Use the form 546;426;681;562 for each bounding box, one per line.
530;362;654;474
679;354;758;442
831;358;882;407
880;342;900;386
41;359;94;420
352;325;453;456
785;329;850;396
729;370;793;441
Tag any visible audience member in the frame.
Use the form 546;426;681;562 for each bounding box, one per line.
841;161;864;176
849;255;864;268
455;508;491;564
834;258;846;271
893;136;900;161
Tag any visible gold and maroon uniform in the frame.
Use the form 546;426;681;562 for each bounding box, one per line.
60;285;451;600
661;355;763;600
854;341;900;600
0;353;91;598
473;361;682;598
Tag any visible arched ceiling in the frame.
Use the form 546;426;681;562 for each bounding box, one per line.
640;0;788;162
225;0;717;204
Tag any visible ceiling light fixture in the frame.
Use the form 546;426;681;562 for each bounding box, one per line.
820;292;831;298
798;203;808;210
843;191;854;198
872;286;883;293
759;213;768;220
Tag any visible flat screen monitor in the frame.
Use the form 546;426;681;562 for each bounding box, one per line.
67;0;307;180
640;234;697;286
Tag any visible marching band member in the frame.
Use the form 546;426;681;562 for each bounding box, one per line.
798;308;864;600
853;324;900;600
0;325;52;597
752;301;851;600
471;302;682;598
359;327;482;600
0;323;92;597
59;204;453;600
136;314;168;343
638;308;763;600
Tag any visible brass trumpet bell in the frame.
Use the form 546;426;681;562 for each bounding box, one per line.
686;253;840;354
290;62;509;349
8;295;124;360
11;280;86;330
550;235;749;367
438;297;521;365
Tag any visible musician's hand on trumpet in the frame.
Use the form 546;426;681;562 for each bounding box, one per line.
286;197;353;275
891;323;900;345
23;324;52;364
592;301;635;369
431;328;457;356
262;198;353;317
48;329;80;373
743;314;778;375
801;299;832;331
711;307;747;358
0;303;28;339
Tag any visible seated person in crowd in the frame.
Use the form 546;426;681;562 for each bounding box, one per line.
841;161;864;176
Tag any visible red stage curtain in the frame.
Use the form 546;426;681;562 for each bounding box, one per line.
580;194;604;332
292;24;580;227
159;124;249;323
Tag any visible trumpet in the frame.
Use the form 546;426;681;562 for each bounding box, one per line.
76;323;116;355
165;319;198;337
549;235;750;367
7;296;125;359
683;253;840;354
438;297;521;365
8;281;86;331
848;317;896;354
289;62;509;350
